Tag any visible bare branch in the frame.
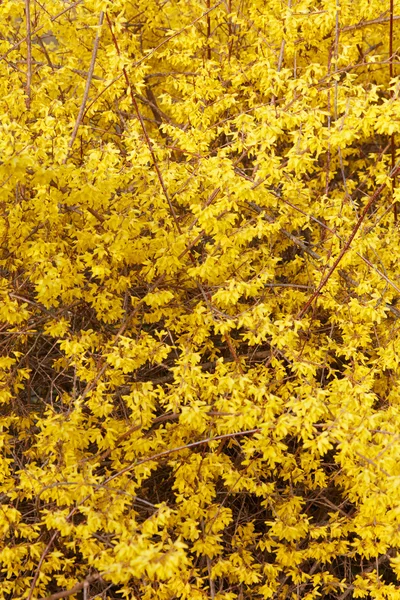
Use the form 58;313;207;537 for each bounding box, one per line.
24;0;32;109
64;11;104;160
38;573;103;600
102;428;260;487
342;13;400;32
298;162;400;318
27;531;59;600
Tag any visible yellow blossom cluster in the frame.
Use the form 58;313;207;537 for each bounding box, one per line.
1;0;400;598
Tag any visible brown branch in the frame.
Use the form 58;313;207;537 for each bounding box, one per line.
64;11;104;161
28;501;83;600
36;429;260;534
35;38;55;71
117;349;277;387
207;557;216;599
297;165;400;319
206;0;212;60
38;573;103;600
96;412;180;463
390;2;395;81
342;13;400;32
144;71;197;79
246;189;400;316
143;86;169;129
139;86;184;141
102;428;261;487
24;0;32;109
86;206;105;223
390;0;397;220
27;531;59;600
83;74;123;119
223;333;243;374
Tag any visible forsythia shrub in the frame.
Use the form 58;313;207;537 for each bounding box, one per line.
1;0;400;598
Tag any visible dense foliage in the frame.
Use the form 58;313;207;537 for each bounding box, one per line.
1;0;400;598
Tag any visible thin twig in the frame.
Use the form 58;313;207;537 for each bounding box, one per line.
35;38;55;71
334;0;355;213
206;0;212;60
207;557;216;599
298;163;400;318
272;0;292;105
64;11;104;161
325;46;332;195
38;573;103;600
337;553;393;600
240;169;400;313
96;412;180;463
27;531;59;600
24;0;32;109
342;13;400;32
390;0;397;220
101;428;261;487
